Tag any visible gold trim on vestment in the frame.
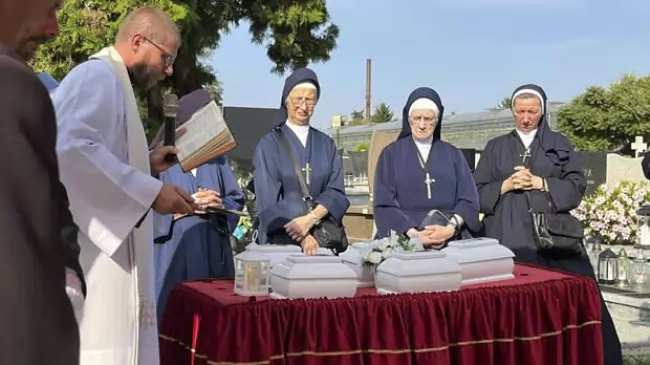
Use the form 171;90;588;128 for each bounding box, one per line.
159;320;601;365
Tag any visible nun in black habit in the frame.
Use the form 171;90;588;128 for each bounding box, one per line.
474;84;622;365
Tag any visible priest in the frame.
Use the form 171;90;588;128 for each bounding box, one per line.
373;87;480;247
152;89;245;319
53;7;196;365
253;68;349;254
474;84;622;365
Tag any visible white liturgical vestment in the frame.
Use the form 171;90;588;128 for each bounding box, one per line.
53;47;163;365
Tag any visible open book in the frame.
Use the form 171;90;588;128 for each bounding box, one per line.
174;100;237;172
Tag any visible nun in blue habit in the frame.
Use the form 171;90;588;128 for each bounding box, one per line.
252;68;349;254
152;89;244;319
373;87;480;248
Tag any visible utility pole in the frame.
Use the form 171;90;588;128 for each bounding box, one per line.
365;58;371;124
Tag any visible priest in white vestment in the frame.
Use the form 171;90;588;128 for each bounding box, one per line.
52;7;196;365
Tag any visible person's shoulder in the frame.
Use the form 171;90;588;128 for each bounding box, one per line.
309;127;338;148
0;55;49;100
254;128;281;154
58;59;120;93
481;133;511;152
546;130;574;150
0;57;53;130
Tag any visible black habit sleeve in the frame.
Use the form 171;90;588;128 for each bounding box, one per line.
545;139;587;212
0;48;80;364
474;139;505;215
642;152;650;180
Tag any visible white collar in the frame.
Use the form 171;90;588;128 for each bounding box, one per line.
285;120;310;146
413;136;433;147
516;128;537;149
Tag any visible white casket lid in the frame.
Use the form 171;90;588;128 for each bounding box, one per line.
272;255;357;280
245;242;302;253
443;237;514;264
339;241;373;264
378;250;459;276
235;249;271;262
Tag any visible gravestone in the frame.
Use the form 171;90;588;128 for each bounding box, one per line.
460;148;476;172
348;151;368;178
578;151;607;195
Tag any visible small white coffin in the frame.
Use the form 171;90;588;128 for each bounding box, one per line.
339;241;376;287
441;237;515;285
375;251;461;295
245;242;302;267
270;255;358;299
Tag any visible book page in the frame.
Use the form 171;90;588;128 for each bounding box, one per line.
175;101;229;163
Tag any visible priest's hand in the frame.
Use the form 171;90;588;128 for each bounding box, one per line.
193;188;222;213
153;184;197;214
300;235;320;256
150;143;179;176
284;215;315;242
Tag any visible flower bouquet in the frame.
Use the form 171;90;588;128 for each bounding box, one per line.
361;230;425;268
572;180;650;245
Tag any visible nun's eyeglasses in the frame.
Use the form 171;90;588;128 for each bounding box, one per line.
409;116;435;125
289;97;316;108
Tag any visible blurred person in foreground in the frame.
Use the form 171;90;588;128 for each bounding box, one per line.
0;0;80;363
53;6;196;365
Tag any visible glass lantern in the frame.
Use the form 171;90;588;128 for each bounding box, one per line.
631;248;647;289
585;236;602;269
616;248;630;288
597;248;618;285
233;250;271;296
637;205;650;247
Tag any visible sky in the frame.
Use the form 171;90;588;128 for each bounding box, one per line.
211;0;650;130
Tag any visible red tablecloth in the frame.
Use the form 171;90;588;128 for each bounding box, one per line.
159;264;603;365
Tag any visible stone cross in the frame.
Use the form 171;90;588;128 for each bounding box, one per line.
631;136;648;158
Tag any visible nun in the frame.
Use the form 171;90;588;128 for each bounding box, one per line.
474;84;622;365
253;68;349;255
373;87;480;247
152;88;245;319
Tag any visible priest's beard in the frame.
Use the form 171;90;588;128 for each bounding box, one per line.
129;62;160;90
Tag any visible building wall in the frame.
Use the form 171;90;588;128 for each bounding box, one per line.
330;109;560;151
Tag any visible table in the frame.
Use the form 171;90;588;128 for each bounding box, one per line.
159;264;603;365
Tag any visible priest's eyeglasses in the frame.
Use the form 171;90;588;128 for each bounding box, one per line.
289;97;316;108
409;116;436;125
144;37;176;66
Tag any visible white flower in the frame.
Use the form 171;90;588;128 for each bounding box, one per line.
388;239;399;248
368;251;383;264
378;241;389;251
382;248;393;258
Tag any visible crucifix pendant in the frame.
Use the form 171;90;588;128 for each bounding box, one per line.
424;172;434;199
520;149;532;168
302;163;312;184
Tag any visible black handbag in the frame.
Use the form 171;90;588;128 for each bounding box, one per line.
525;191;584;257
275;128;349;255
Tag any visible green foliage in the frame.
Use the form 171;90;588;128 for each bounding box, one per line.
355;142;368;152
623;353;650;365
348;109;365;125
32;0;339;140
492;96;511;110
556;74;650;152
372;102;395;124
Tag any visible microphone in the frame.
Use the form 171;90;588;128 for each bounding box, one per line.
162;94;179;162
